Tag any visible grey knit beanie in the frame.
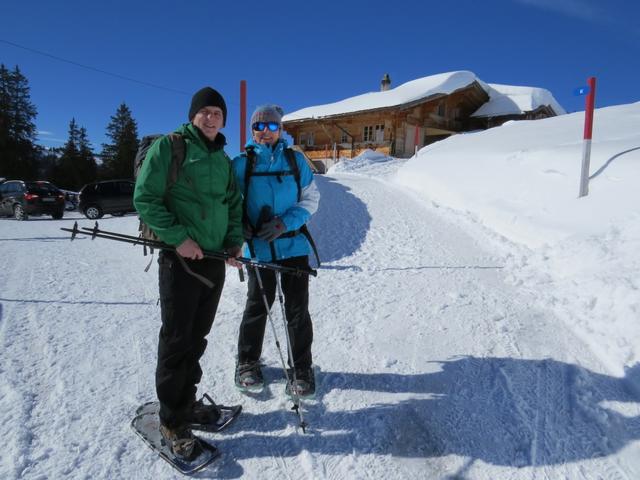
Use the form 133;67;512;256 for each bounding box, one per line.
250;104;284;126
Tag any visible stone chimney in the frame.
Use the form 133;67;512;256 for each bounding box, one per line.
380;73;391;92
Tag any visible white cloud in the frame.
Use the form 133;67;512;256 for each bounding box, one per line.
37;131;65;143
515;0;612;24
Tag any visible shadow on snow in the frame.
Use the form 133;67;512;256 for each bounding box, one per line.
205;357;640;478
308;175;371;264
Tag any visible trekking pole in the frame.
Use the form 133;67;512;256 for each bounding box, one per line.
82;222;245;282
251;264;308;432
87;223;316;276
247;206;308;432
274;270;308;431
59;222;317;277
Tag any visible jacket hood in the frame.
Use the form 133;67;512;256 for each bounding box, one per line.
244;138;289;157
176;123;227;150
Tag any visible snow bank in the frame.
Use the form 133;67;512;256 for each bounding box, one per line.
395;101;640;376
328;149;396;174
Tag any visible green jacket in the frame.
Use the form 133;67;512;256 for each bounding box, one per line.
133;123;243;251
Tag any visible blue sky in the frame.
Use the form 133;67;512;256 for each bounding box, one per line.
2;0;638;157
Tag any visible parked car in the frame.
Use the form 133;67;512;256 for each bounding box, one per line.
0;180;65;220
60;189;80;211
78;180;136;219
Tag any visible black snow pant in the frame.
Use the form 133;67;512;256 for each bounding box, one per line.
237;255;313;371
156;250;225;427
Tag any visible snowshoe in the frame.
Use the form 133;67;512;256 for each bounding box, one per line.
135;398;241;434
131;409;218;474
187;393;242;433
235;361;264;392
285;366;316;399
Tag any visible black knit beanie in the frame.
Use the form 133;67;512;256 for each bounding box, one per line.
188;87;227;126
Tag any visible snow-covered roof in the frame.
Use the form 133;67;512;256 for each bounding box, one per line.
472;82;566;117
282;71;565;122
282;71;479;122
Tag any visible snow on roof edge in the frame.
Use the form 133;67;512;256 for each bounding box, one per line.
282;72;566;122
282;71;479;122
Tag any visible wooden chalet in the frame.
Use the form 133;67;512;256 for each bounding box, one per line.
282;72;563;171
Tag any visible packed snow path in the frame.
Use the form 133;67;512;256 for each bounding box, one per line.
1;172;638;479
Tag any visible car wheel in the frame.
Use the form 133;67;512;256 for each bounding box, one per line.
52;210;64;220
84;205;103;219
14;204;28;221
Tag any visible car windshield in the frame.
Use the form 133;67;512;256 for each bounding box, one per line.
25;182;59;195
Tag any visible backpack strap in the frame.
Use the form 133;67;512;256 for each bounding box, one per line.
284;147;302;201
243;146;257;257
141;133;186;259
242;146;257;226
166;132;186;190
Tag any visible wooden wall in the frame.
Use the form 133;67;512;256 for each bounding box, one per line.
282;82;496;163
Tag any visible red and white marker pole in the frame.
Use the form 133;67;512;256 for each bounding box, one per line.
240;80;247;152
578;76;596;197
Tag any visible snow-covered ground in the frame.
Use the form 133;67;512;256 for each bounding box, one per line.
2;102;639;479
395;101;640;379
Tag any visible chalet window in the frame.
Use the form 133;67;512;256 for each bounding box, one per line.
364;125;384;142
364;126;373;142
341;132;349;143
438;101;446;116
375;124;384;143
299;132;314;146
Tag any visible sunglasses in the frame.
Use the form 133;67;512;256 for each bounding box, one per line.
252;122;280;132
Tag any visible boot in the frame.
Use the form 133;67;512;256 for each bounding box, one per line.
285;366;315;398
235;361;264;391
159;423;197;460
187;393;242;432
188;393;221;425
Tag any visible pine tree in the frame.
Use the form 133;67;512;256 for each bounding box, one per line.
0;65;11;165
53;118;79;189
10;66;37;145
101;102;139;179
0;64;39;179
54;118;96;190
77;126;97;187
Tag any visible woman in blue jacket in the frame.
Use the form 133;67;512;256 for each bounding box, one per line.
232;104;320;397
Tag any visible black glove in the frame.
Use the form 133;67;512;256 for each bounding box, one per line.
257;217;285;242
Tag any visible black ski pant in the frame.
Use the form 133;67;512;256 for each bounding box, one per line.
237;255;313;371
156;250;225;427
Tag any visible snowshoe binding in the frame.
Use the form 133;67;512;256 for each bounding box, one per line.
235;361;264;392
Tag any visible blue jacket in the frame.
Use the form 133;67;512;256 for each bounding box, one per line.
232;139;320;262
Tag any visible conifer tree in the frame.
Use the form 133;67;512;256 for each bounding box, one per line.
77;126;97;187
101;102;139;179
53;118;80;189
0;64;39;179
0;65;11;164
54;118;95;190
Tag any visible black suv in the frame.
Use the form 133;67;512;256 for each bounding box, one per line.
0;180;65;220
79;180;136;219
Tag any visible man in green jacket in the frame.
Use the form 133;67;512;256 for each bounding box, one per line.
134;86;243;460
